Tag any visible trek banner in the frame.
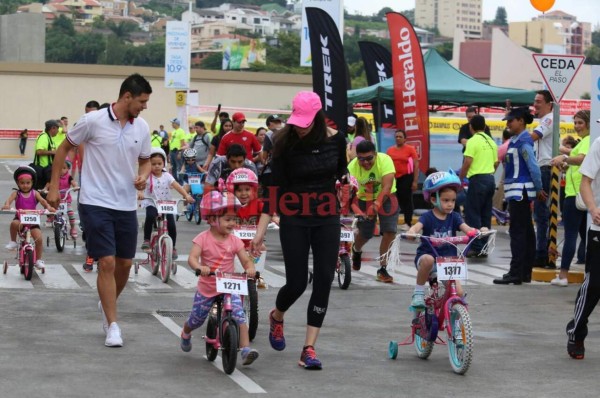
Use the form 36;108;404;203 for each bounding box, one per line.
358;41;396;128
306;7;348;133
386;12;430;173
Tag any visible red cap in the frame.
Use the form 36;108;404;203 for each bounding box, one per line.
232;112;246;123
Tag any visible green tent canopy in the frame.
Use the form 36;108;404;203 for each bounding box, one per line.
348;49;536;107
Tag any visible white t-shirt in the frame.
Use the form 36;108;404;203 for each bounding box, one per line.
67;106;152;211
533;113;553;166
579;136;600;231
141;172;175;208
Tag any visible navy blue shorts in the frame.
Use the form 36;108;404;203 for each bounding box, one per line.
79;204;138;259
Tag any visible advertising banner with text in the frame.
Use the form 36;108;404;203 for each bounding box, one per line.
165;21;190;89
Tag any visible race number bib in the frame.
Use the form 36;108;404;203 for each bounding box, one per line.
234;227;257;240
340;229;354;242
216;272;248;295
157;200;178;215
20;213;40;225
58;202;68;214
188;176;201;185
436;257;468;281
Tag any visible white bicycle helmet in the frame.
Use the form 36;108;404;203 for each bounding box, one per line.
183;148;197;161
150;147;167;162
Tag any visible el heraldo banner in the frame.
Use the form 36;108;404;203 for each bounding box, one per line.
387;12;430;173
306;7;348;133
358;41;396;128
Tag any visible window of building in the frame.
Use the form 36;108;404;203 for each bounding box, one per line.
254;17;260;24
232;16;236;20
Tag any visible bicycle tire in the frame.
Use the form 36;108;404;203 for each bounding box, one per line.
447;303;473;375
414;312;436;359
24;249;34;281
54;222;65;252
205;314;218;362
160;237;173;283
150;235;159;275
245;279;258;342
194;200;201;225
185;203;193;222
221;317;239;375
337;254;352;290
388;341;398;360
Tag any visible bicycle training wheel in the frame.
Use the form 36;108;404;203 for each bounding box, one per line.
337;254;352;290
414;312;436;359
54;223;65;252
245;279;258;341
221;317;239;375
205;314;218;362
447;303;473;375
24;249;34;281
160;238;173;283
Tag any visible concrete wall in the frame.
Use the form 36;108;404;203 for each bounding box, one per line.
0;62;312;131
0;13;45;63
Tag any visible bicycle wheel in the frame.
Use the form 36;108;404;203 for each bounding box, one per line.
159;238;173;283
388;341;398;359
414;312;436;359
194;201;201;225
185;203;193;222
205;314;218;362
54;222;65;252
447;303;473;375
245;279;258;342
221;317;239;375
337;254;352;290
23;249;34;281
150;236;159;275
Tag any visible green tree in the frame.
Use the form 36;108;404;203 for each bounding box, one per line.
492;7;508;26
400;9;415;25
436;42;453;61
107;20;140;40
0;0;32;15
584;45;600;65
592;31;600;48
376;7;394;19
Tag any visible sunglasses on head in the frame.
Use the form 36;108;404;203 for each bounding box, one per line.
357;155;374;162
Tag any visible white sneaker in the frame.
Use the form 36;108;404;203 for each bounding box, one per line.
267;222;279;230
399;224;410;231
34;260;45;270
5;241;17;251
550;277;568;287
105;322;123;347
98;301;109;334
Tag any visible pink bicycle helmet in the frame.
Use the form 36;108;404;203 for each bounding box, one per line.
225;168;259;193
200;191;241;220
422;169;461;202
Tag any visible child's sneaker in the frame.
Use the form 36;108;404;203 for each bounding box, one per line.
180;332;192;352
34;259;45;270
298;345;322;370
83;256;94;272
241;347;259;365
411;292;425;309
269;309;285;351
172;248;178;260
141;240;151;253
70;226;78;239
567;338;585;359
5;241;18;251
376;267;394;283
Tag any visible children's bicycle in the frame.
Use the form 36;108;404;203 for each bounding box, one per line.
46;187;79;252
387;230;496;375
337;217;357;290
134;198;184;283
3;209;54;280
200;270;247;375
182;172;205;225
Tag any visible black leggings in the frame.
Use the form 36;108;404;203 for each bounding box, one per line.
276;222;340;328
144;206;177;247
395;174;414;226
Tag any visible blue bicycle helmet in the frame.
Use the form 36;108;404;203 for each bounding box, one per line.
422;169;461;203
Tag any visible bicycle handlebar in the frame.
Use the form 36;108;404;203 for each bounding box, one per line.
400;230;497;247
0;209;56;216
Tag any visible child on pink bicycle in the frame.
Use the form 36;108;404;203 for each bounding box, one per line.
407;170;478;309
180;191;258;365
3;166;56;270
226;168;267;288
45;160;79;238
139;148;194;259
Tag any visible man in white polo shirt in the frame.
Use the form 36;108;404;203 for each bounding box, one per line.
47;73;152;348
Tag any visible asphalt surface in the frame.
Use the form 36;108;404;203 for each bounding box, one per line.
0;158;598;397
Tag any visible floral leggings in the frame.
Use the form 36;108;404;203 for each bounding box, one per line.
186;291;246;330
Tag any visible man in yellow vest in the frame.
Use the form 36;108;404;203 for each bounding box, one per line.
169;118;186;183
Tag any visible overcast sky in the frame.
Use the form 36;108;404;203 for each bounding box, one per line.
343;0;600;26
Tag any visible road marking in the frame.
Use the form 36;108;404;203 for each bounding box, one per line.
72;263;98;289
134;251;189;262
169;265;198;289
0;263;34;289
129;264;173;291
38;263;81;289
152;312;267;394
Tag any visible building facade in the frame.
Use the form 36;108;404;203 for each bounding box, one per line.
415;0;482;39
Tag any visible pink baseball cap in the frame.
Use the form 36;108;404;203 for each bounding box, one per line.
286;91;322;128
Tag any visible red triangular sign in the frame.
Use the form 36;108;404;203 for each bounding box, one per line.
532;54;585;103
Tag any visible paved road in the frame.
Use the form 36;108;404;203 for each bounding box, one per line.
0;158;597;397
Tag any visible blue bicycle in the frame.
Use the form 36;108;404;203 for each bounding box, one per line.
182;172;205;225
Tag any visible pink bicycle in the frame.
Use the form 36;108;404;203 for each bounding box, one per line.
3;209;54;281
388;230;496;375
